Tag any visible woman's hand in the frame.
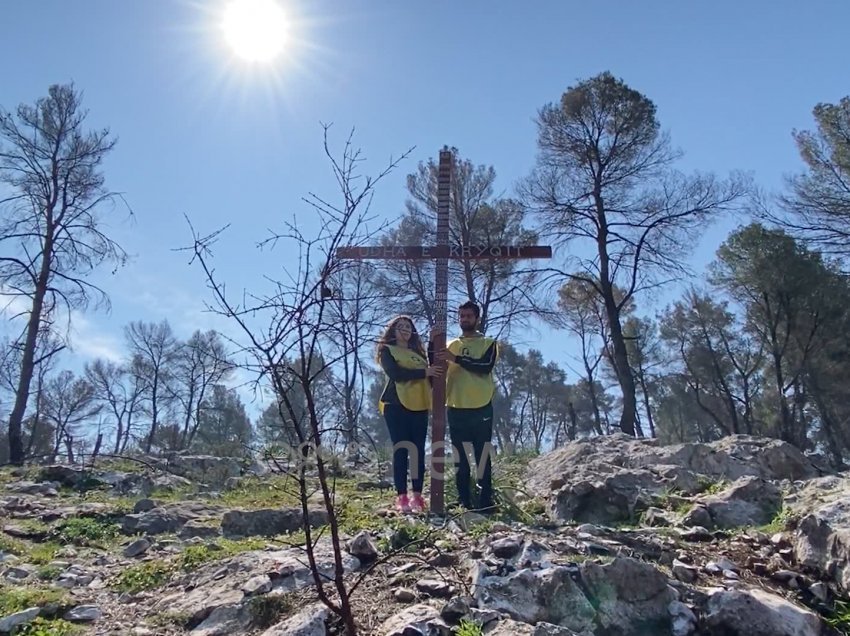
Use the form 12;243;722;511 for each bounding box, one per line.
425;365;444;378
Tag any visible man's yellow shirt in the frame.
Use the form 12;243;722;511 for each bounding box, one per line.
445;335;498;409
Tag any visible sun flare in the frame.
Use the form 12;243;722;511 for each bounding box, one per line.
221;0;288;63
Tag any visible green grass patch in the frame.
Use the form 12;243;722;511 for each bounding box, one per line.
0;533;28;557
0;535;60;566
696;478;729;496
77;485;186;507
0;466;40;484
217;475;302;509
113;537;270;592
67;492;137;513
378;519;435;553
177;538;267;571
334;481;386;534
9;519;52;536
149;611;193;629
756;507;796;535
652;486;692;512
112;560;174;593
456;619;484;636
35;565;62;582
29;543;62;566
466;519;495;540
826;599;850;635
47;517;120;547
15;617;82;636
487;454;549;525
0;585;66;616
249;594;294;630
90;458;151;474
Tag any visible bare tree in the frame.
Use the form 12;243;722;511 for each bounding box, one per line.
492;342;524;453
173;329;233;449
124;320;179;453
24;340;61;460
374;150;544;337
85;358;146;454
324;262;384;445
760;97;850;261
185;126;411;634
623;316;666;438
0;83;127;464
1;329;66;460
557;277;609;436
523;71;748;436
40;369;100;462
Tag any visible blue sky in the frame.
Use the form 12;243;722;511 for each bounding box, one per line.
1;0;848;414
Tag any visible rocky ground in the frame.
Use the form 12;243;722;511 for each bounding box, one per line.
0;434;849;635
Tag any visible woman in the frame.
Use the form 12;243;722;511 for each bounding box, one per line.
376;315;443;513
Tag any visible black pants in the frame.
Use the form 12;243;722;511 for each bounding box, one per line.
448;402;494;510
383;403;428;495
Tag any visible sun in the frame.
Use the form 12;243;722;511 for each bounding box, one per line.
221;0;289;63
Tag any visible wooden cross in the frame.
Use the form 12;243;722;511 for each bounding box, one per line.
336;147;552;514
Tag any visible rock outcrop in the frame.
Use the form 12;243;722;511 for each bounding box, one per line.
525;434;822;526
1;435;848;636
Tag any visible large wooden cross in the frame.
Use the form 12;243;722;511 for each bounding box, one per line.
336;147;552;514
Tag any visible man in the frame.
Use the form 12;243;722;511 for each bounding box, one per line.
432;301;499;512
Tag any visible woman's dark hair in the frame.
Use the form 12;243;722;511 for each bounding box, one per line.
375;315;427;362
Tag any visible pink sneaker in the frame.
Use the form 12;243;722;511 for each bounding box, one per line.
395;494;411;513
409;493;426;514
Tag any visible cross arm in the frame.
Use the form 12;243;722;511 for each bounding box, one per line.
335;245;552;260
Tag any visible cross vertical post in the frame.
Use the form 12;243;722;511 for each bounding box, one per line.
429;148;452;515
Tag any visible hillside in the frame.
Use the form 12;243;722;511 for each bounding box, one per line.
0;435;848;635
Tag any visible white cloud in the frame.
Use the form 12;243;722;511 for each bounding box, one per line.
0;287;32;325
67;312;124;363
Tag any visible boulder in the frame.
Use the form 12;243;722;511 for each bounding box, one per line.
258;604;328;636
157;455;242;484
378;604;443;636
787;475;850;594
695;476;782;529
473;566;596;633
527;434;820;525
220;508;328;538
703;588;822;636
122;502;224;535
37;465;84;488
580;557;677;635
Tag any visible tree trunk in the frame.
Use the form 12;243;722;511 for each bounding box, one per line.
7;245;53;464
584;367;604;436
144;379;160;453
121;418;133;454
605;303;637;436
64;434;75;464
742;375;754;435
25;382;45;459
594;189;636;437
637;366;656;437
113;414;123;455
634;411;645;438
568;402;578;441
180;384;196;450
91;433;103;464
770;349;793;442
